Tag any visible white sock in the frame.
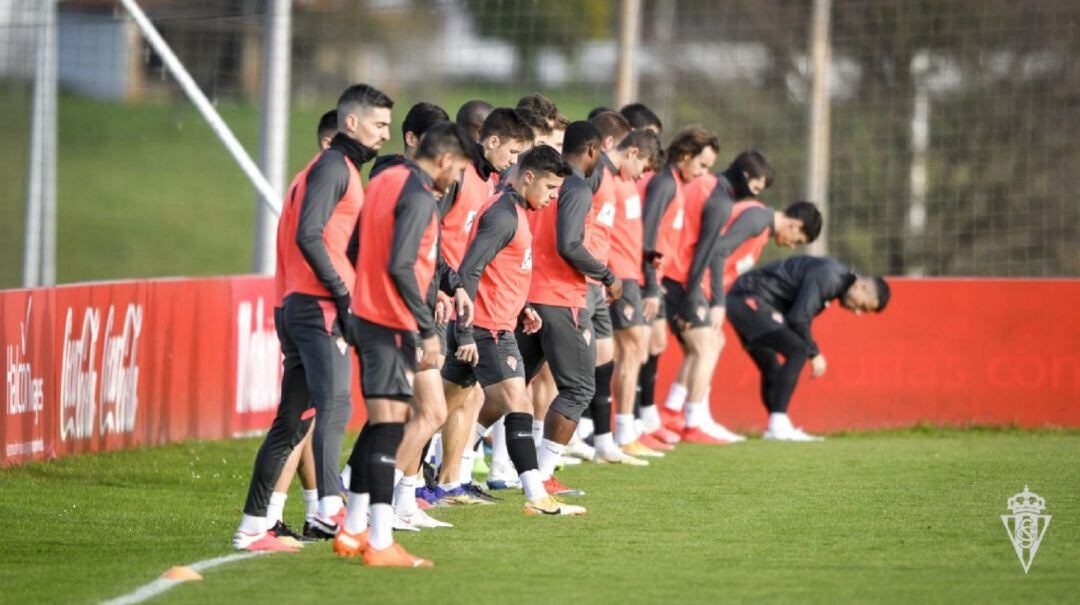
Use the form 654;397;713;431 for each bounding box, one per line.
266;492;287;526
685;401;707;429
537;438;566;479
769;412;793;433
594;432;617;455
368;503;394;550
575;416;595;440
458;449;475;485
394;474;420;514
521;469;547;501
641;405;662;432
532;420;545;448
238;513;266;536
393;468;404;488
429;433;443;468
438;481;461;491
491;417;512;472
664;383;688;412
615;413;637;446
343;492;369;534
302;489;319;523
339;464;351;490
318;495;343;519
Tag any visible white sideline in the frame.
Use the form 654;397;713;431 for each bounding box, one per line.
100;552;268;605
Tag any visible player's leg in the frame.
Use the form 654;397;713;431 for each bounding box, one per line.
611;280;667;456
297;422;320;532
265;416;316;543
530;363;556;446
660;281;693;434
750;329;817;441
393;368;448;514
637;312;678;443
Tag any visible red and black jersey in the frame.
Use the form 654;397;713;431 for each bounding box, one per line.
640;164;687;297
608;173;644;283
352;161;441;337
666;173;732;306
441;157;500;270
584;154;618;274
720;200;774;290
528;168;616;308
456;188;533;338
274;136;367;305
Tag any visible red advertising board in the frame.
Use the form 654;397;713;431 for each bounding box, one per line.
1;288;54;464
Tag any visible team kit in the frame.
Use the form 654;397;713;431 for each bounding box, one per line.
232;84;892;567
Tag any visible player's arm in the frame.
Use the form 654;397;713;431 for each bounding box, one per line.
556;184;617;287
706;206;773;308
682;189;734;319
295;153;351;303
785;267;845;358
640;172;676;297
454;203;517;344
388;189;438;338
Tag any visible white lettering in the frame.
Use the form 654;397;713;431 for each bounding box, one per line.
98;304;142;436
60;307;100;441
235;298;282;415
5;299;45;425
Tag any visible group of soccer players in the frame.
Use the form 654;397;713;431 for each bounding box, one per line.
231;83;891;567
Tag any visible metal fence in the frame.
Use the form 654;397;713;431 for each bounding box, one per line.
1;0;1077;289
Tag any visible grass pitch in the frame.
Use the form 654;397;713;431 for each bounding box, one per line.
1;429;1077;604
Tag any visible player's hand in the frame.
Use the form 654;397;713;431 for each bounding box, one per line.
435;291;452;326
709;306;726;330
454;288;474;327
810;354;827;378
643;296;660;322
605;279;624;303
522;307;542;334
456;342;479;366
420;335;441;371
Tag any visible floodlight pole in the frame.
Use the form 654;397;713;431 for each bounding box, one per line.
805;0;832;256
614;0;642;108
22;0;58;288
252;0;291;275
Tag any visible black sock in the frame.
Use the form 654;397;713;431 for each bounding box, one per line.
590;361;615;435
639;354;659;410
346;422;371;494
503;412;538;474
366;422;405;505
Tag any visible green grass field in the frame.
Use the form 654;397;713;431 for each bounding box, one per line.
1;429;1077;604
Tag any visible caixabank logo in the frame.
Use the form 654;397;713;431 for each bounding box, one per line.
59;304;143;441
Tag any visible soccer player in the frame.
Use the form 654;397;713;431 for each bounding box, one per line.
432;108;534;507
518;121;623;496
636;127;720;443
725;256;890;441
603;128;667;455
443;145;586;515
317;109;337;150
519;108;556;149
456;99;494;142
619;102;663;134
233;84;392;552
516;93;559;128
333;122;473;568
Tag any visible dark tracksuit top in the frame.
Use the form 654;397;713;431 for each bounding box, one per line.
455;187;533;344
716;201;774;290
641;164;686;298
729;255;856;358
665;173;734;317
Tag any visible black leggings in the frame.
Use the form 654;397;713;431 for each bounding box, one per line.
745;329;810;415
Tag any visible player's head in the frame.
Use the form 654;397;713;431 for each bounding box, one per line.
589;110;632;152
666;126;720;182
479;108;535;171
402;102;450;155
587;106;614;120
316;109;337;151
515;145;573;211
516;93;559;126
549;114;570;153
414;122;474;194
336;83;394;149
725;150;774;199
615;128;664;181
842;275;891;315
562;120;603;177
775;201;823;248
518;108;554;147
455;99;494;142
620;102;663;134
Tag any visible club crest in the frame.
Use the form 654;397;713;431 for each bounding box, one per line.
506;356;518;371
1001;485;1051;574
582;329;592;346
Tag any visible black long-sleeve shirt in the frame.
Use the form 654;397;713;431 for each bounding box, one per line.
729;255;856;357
641;166;678;297
557;169;617;286
388;168;440;338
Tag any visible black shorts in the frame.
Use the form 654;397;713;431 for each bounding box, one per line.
610;279;644;331
516;304;596;422
442;322;525;388
352;317;420;402
662;277;711;336
726;292;787;347
586;284;613;339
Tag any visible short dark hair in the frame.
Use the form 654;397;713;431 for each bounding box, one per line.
728;150;775;189
415;122;473;161
587;106;614;120
562;120;603;156
784;201;823;243
516;93;558;122
402;102;450;145
620;102;663;132
317;109;337;141
553;114;571;131
618;128;665;169
479;108;534;143
666;126;720;164
517;145;573;179
336;83;393;124
872;277;891;312
455;100;493;136
589;110;632;144
518;108;553;137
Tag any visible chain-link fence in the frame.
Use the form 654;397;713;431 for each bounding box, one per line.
1;0;1077;288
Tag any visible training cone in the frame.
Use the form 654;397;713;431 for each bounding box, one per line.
161;566;203;582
